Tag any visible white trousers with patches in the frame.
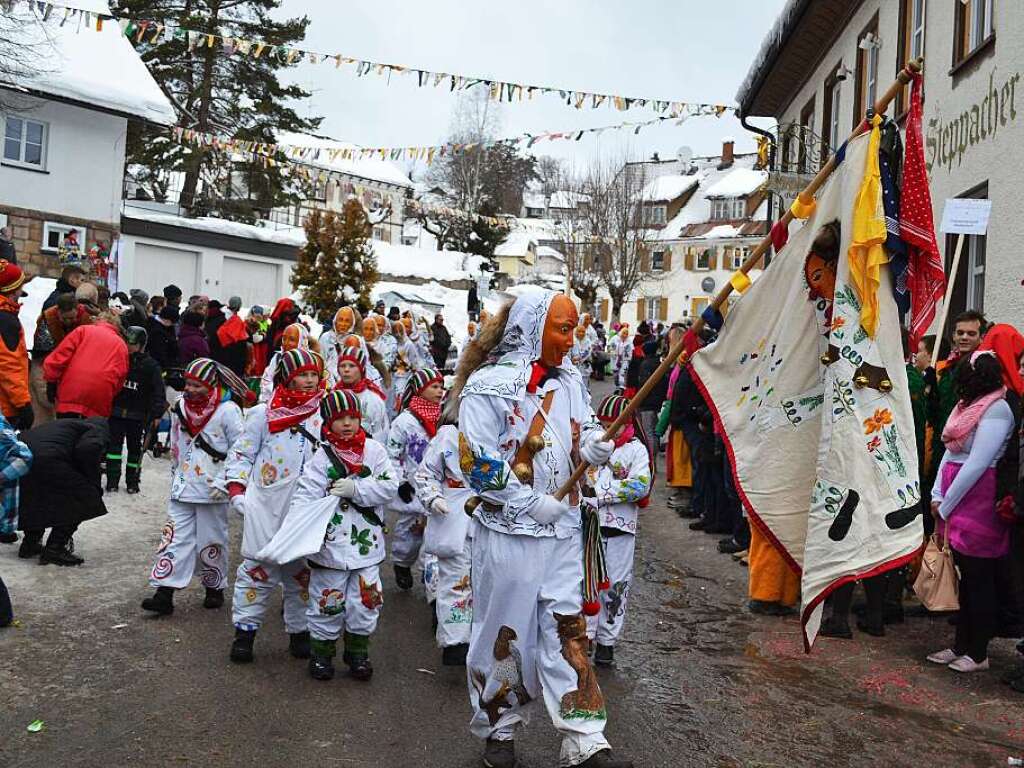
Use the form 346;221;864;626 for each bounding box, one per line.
149;501;229;591
231;557;310;634
585;533;635;646
435;540;473;647
391;513;424;568
306;564;383;642
467;524;611;767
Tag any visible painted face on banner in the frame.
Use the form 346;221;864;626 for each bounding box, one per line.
334;307;355;335
804;252;837;302
541;294;579;368
362;318;379;342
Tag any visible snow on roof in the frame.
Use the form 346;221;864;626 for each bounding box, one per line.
1;0;176;124
735;0;806;109
374;240;486;281
704;168;768;198
276;131;414;189
536;245;565;262
123;204;307;246
700;224;742;240
511;217;561;239
549;190;590;209
494;232;537;257
641;174;699;202
522;191;546;209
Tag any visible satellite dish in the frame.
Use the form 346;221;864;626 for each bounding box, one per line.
701;276;717;293
676;146;693;165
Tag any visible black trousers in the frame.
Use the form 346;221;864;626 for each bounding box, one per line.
107;416;145;484
0;574;11;627
954;551;999;662
23;524;78;550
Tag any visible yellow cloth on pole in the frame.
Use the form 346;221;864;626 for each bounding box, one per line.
847;114;889;338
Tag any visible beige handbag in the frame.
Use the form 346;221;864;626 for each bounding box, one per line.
913;526;960;612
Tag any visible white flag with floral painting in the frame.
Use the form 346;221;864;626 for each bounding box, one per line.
691;133;922;650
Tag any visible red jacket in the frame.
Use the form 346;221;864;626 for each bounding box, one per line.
44;322;129;418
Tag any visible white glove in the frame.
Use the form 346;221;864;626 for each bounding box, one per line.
252;333;265;344
230;495;246;515
429;497;449;516
531;494;570;526
580;432;614;466
329;477;356;498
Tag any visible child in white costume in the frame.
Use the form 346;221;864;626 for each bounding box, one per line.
141;358;248;616
415;422;474;667
293;389;399;681
260;323;336;402
386;368;444;593
334;346;390;443
451;290;632;768
225;348;327;663
583;394;651;668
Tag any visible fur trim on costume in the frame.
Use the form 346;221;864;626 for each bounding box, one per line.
441;300;512;425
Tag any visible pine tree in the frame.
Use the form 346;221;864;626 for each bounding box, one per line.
113;0;321;221
292;200;378;323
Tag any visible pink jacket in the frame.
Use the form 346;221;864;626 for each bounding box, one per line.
44;322;129;418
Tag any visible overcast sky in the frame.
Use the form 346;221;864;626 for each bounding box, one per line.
276;0;788;177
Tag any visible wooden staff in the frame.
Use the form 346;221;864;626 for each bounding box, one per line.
553;59;924;502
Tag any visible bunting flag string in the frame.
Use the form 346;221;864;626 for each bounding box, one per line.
12;0;736;118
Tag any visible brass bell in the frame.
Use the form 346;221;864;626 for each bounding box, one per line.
879;379;893;393
512;462;534;484
854;375;869;388
526;435;546;455
820;353;831;366
464;496;482;517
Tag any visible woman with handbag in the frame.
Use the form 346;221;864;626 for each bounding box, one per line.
926;351;1016;673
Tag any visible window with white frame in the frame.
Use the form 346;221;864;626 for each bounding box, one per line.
711;198;745;221
731;246;749;269
910;0;926;59
651;250;665;272
42;223;83;254
828;79;842;154
966;230;986;311
3;116;47;170
695;249;712;270
970;0;994;50
955;0;994;65
646;297;662;322
644;205;666;226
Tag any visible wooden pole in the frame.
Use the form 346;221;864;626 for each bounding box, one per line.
553;58;925;502
929;232;965;369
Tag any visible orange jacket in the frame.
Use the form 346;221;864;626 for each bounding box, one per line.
0;294;29;417
44;322;129;418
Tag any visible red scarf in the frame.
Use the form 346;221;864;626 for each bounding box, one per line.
527;361;557;393
323;427;367;475
341;377;387;403
182;387;219;437
267;386;323;434
407;395;440;437
613;423;635;448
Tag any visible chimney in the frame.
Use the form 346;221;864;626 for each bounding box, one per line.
718;138;735;170
652;152;660;162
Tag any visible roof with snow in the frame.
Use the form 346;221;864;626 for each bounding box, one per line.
276;131;414;189
495;232;538;257
704;168;768;198
549;190;590;209
641;174;699;203
0;0;175;124
536;245;565;262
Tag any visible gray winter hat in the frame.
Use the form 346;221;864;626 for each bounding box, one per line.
129;288;149;305
228;295;242;311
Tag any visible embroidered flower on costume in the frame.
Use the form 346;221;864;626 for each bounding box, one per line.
867;436;882;452
863;408;893;434
611;462;628;481
830;316;846;331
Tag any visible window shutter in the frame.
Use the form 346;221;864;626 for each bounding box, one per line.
600;299;609;321
664;250;673;271
636;298;646;321
684;249;694;271
708;250;718;270
659;297;669;321
640;251;651;272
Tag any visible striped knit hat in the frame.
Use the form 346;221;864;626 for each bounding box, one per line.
400;367;443;409
275;348;324;386
185;358;219;390
338;346;367;376
596;393;629;423
321;389;361;426
185;357;254;405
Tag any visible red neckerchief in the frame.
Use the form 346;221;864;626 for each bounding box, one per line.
340;377;387;403
406;395;440;438
527;361;557;393
323;427;367;474
613;423;635;448
267;386;323;434
182;386;219;437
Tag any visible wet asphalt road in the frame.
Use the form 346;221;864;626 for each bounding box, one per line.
3;380;1024;767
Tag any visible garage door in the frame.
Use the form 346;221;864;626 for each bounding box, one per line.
221;256;281;308
134;244;200;298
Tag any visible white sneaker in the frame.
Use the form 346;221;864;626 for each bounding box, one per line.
948;655;989;673
926;649;961;665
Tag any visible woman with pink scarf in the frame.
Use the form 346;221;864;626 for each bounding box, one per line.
927;351;1015;673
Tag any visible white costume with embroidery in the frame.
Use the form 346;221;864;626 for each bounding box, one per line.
226;403;323;633
583;438;650;646
261;351;337;403
289;439;398;644
415;424;474;647
458;290;612;767
149;397;243;591
570;336;593;382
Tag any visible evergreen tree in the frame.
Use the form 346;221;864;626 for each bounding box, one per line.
292;200;378;323
113;0;321;221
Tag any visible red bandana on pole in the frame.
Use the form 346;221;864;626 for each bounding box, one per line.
900;71;946;349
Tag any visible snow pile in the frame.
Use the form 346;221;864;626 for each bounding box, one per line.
704;168;768;199
641;174;699;202
276;132;414;189
18;277;57;352
700;224;742;240
374;240;486;282
1;0;176;124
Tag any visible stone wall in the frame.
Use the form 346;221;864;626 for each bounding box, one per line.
0;205;117;280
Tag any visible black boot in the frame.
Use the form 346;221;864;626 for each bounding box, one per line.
105;478;119;493
141;586;175;616
203;588;224;609
125;465;141;495
106;454;122;492
394;564;413;590
230;628;256;663
818;616;853;639
39;538;84;566
442;643;468;666
347;654;373;681
308;637;336;681
594;643;615;667
288;630;311;659
18;533;43;559
482;739;515;768
577;749;634;768
343;631;373;680
0;531;18;544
